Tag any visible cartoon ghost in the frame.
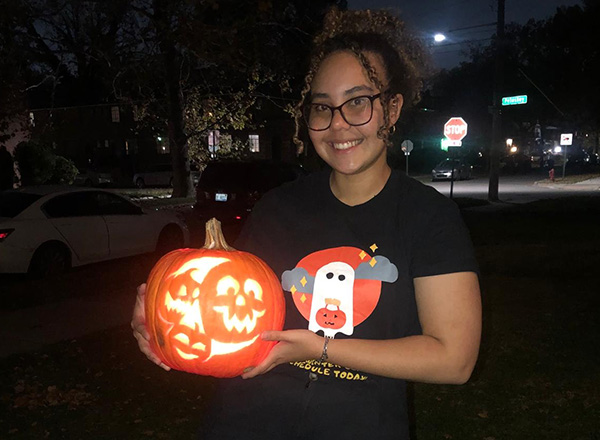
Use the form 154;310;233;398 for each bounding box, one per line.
308;261;355;337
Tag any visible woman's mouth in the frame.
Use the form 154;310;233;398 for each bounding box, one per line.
330;139;362;150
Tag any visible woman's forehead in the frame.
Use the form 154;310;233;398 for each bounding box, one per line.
311;50;387;90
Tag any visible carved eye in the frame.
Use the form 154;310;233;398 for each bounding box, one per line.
244;279;263;301
338;275;345;281
217;275;239;296
326;272;334;279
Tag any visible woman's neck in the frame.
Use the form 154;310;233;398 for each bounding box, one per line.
329;163;391;207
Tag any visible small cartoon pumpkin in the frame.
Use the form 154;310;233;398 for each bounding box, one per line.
315;304;347;329
145;218;285;377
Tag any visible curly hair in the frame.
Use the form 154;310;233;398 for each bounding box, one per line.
293;8;427;153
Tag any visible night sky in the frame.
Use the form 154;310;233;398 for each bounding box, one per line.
347;0;584;68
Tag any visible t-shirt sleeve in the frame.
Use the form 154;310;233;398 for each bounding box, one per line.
409;196;479;279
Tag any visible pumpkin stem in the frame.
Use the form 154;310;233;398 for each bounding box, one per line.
204;218;236;251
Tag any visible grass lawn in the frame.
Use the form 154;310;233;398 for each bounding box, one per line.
1;197;599;439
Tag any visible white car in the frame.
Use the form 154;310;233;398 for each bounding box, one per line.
73;168;114;187
0;186;190;277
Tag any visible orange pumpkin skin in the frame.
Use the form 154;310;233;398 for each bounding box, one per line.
145;219;285;378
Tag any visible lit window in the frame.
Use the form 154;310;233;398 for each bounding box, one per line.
249;134;260;152
208;130;220;155
111;106;120;123
29;112;35;127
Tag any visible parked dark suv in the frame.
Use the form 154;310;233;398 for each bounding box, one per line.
194;161;306;224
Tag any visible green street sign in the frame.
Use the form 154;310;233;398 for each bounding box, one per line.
502;95;528;106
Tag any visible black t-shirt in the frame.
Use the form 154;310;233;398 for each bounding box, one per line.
200;169;478;440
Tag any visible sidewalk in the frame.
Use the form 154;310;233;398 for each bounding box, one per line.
534;175;600;191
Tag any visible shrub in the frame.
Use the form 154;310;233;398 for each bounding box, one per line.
14;140;78;186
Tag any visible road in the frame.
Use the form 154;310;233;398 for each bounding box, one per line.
422;170;600;204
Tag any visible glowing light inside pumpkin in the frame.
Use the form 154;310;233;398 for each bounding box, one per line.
158;253;273;363
173;334;206;360
165;290;205;333
171;257;230;284
213;275;266;333
208;336;259;358
213;306;266;333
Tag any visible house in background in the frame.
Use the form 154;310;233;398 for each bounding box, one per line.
18;101;298;187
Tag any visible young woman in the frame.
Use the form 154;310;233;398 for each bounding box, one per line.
132;8;481;439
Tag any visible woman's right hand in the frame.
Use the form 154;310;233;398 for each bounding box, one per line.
131;283;171;371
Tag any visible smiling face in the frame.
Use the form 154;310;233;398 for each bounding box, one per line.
308;50;402;177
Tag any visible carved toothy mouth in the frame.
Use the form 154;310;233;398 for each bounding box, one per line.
212;306;266;333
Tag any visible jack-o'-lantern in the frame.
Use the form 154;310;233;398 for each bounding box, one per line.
315;304;346;329
145;218;285;377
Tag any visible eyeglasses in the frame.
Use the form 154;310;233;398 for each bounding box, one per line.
303;94;382;131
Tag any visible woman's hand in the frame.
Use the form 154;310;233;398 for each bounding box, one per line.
241;330;323;379
131;283;171;371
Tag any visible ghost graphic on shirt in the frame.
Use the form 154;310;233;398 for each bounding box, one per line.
308;261;355;337
281;246;399;339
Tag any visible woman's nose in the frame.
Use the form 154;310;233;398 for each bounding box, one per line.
330;108;350;130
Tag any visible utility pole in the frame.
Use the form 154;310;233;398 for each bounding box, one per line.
488;0;505;201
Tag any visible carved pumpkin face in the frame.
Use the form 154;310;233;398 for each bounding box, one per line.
145;219;285;377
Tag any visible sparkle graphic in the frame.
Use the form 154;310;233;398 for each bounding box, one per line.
300;276;307;287
370;244;378;252
369;257;377;267
290;285;297;294
301;294;307;303
359;250;367;260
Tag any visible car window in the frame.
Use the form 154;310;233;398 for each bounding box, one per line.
96;192;141;216
43;192;101;218
0;192;42;218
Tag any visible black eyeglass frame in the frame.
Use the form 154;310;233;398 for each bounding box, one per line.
303;93;382;131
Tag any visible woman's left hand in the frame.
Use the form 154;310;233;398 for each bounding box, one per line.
241;329;323;379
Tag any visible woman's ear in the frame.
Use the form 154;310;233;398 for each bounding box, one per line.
389;94;404;126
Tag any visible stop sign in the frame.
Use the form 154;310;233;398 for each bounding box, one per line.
444;117;468;142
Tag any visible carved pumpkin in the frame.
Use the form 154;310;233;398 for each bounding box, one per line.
145;218;285;377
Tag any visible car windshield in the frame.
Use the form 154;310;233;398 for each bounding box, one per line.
0;192;43;218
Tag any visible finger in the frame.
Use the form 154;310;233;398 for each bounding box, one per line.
241;362;273;379
261;331;284;341
137;283;147;295
132;322;151;341
145;351;171;371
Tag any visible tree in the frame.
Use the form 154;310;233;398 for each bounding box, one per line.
5;0;346;196
113;0;345;197
429;2;600;162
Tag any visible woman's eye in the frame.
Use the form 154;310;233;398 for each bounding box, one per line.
349;97;368;107
313;104;330;113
